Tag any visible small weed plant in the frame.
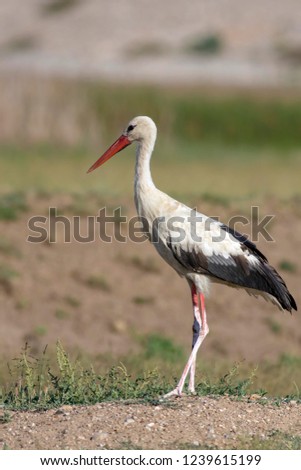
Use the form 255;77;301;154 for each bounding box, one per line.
0;343;272;411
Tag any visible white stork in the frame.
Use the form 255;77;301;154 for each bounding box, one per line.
87;116;297;398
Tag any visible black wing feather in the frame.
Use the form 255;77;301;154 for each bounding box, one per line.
219;223;268;262
167;231;297;313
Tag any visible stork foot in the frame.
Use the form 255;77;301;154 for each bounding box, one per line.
161;386;196;400
161;387;183;400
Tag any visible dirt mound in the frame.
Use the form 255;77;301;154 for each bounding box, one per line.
1;397;300;450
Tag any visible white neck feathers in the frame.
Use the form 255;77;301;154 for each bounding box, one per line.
134;136;156;194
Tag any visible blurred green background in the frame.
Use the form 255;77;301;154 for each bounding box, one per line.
1;81;301;198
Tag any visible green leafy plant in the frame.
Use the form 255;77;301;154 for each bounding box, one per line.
1;343;171;409
1;345;300;411
0;410;11;423
195;363;259;397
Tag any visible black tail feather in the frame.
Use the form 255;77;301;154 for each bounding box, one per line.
259;262;297;313
220;223;297;312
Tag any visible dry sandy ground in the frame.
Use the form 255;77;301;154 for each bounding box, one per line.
0;194;300;363
1;397;301;449
0;0;300;86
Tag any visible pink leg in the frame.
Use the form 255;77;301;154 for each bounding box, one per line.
163;285;209;398
188;285;201;393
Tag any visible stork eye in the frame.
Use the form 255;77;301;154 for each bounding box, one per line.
127;124;135;132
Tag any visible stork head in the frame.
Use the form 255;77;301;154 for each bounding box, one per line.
124;116;157;143
87;116;157;173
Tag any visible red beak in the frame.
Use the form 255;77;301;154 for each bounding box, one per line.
87;134;131;173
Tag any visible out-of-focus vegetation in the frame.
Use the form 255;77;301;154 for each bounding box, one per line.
0;77;300;148
185;33;223;55
0;192;28;220
89;83;301;148
0;78;300;198
41;0;80;15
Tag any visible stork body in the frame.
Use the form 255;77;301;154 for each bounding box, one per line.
88;116;297;397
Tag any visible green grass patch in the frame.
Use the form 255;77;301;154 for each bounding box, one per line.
171;97;301;148
200;192;230;207
0;343;254;410
0;411;11;424
141;333;185;363
132;296;154;305
15;299;30;310
88;84;301;149
176;431;301;450
64;295;81;308
264;317;283;335
0;141;299;200
278;353;301;369
126;345;301;399
55;308;70;320
1;35;36;54
195;363;259;398
237;431;301;450
34;326;47;336
0;192;28;220
127;255;160;274
1;343;170;410
0;264;19;294
278;259;297;273
252;354;301;398
0;80;300;199
186;34;223;55
41;0;80;15
84;275;111;292
1;343;301;410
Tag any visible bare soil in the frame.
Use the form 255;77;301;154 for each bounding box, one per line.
0;194;300;363
1;397;301;450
